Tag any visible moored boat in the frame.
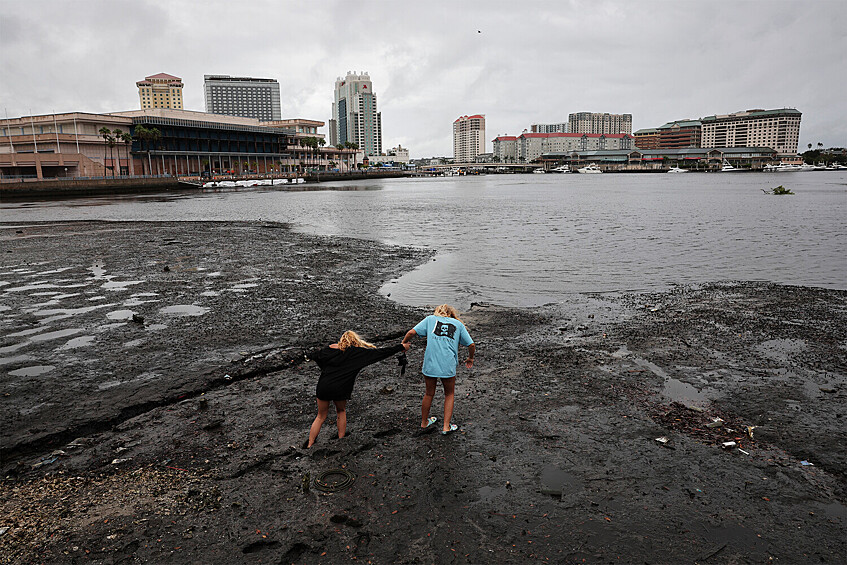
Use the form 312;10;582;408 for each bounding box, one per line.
577;164;602;174
667;166;688;173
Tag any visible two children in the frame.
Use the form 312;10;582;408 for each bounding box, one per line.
306;305;475;446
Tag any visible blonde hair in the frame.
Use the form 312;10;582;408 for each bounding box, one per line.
433;304;463;323
337;330;376;351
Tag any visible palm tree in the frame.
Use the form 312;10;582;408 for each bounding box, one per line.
99;127;112;177
120;132;133;175
317;138;326;170
817;142;824;150
112;129;124;176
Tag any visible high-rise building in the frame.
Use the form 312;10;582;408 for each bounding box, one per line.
330;71;382;156
204;75;281;121
700;108;801;157
137;73;184;110
635;120;701;150
569;112;632;135
453;115;486;162
531;122;568;134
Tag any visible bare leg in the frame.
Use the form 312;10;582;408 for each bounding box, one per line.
308;399;330;448
441;377;456;432
334;400;347;438
421;377;438;427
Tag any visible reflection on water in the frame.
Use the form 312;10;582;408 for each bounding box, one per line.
2;173;845;308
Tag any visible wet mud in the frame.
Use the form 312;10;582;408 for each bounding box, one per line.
1;221;845;564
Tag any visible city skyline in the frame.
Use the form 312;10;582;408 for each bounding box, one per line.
1;0;845;158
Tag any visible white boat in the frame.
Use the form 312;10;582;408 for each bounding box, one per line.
667;166;688;173
551;165;571;173
720;159;741;172
293;177;306;184
217;180;237;187
798;163;815;172
763;163;781;172
577;164;602;174
271;178;289;185
533;168;546;174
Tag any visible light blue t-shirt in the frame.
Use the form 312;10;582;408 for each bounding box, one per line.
413;315;474;378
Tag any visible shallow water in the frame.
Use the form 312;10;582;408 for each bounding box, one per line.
3;172;845;308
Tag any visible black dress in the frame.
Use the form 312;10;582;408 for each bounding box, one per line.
312;344;404;401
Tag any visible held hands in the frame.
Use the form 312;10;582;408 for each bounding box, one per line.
401;342;411;352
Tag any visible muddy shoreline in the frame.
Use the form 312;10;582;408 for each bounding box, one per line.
1;221;845;564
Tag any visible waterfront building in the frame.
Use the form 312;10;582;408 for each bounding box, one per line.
137;73;184;110
204;75;282;121
531;122;569;134
538;146;777;172
330;71;382;156
368;146;411;166
569;112;632;135
636;120;701;150
492;135;517;162
517;132;634;163
453;115;486;162
634;128;660;150
0;109;356;180
264;119;324;140
700;108;801;158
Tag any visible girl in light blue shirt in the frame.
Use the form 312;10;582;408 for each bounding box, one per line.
403;304;475;435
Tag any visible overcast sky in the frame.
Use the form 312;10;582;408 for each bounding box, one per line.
2;0;845;157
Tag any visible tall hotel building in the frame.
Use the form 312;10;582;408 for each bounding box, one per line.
330;71;382;156
569;112;632;135
137;73;184;110
453;115;486;162
531;122;568;134
700;108;801;157
204;75;282;121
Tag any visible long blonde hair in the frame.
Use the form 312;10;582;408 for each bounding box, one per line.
337;330;376;351
433;304;463;324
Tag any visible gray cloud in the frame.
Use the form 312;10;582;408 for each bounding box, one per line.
1;0;844;157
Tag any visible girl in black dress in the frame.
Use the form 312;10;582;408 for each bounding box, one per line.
306;331;409;448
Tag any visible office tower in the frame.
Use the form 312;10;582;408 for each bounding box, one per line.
569;112;632;135
331;71;382;156
137;73;184;110
204;75;282;121
453;115;486;162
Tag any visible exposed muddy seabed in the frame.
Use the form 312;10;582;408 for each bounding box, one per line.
0;221;845;564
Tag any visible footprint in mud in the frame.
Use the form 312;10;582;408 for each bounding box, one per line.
373;427;401;438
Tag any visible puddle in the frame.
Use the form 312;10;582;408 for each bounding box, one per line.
30;291;63;296
9;365;55;377
88;296;107;301
540;465;582;497
98;322;127;330
39;267;76;275
632;356;709;407
102;280;144;291
206;271;223;277
232;283;259;289
98;371;159;390
6;283;87;292
89;264;107;279
0;342;28;355
58;335;96;350
131;292;159;298
107;310;137;321
124;297;159;307
34;303;114;317
30;328;83;342
7;327;50;338
0;305;11;312
146;324;168;331
200;291;220;297
124;339;146;348
225;288;249;293
159;305;209;317
0;354;34;366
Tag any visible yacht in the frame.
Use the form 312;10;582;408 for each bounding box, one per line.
533;168;546;174
667;166;688;173
551;165;572;173
577;164;603;174
720;159;741;172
